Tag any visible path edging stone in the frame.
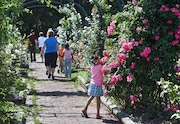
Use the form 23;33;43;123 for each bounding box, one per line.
77;75;135;124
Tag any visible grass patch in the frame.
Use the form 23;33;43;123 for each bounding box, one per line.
70;67;90;88
27;76;41;123
74;105;84;108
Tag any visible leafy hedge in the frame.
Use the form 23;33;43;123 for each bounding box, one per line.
0;0;28;123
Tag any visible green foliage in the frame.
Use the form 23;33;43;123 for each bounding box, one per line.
17;1;64;35
157;78;180;121
80;6;106;58
0;0;29;123
57;3;81;42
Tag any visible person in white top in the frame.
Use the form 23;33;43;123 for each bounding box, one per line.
38;32;46;62
62;43;73;78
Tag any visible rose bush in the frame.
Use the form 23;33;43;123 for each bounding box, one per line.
102;0;180;119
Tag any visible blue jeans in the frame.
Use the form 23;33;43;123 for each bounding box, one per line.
64;58;72;78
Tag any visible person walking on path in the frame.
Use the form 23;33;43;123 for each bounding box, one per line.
40;29;59;80
38;32;47;62
62;43;73;78
82;55;104;119
27;29;38;62
58;42;65;73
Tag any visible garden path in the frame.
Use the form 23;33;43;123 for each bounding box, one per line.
26;55;120;124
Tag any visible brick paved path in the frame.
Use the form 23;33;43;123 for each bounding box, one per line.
26;56;120;124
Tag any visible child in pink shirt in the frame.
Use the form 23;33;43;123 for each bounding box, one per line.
62;43;73;78
82;55;103;119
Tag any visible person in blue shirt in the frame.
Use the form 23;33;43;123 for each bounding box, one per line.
40;29;59;80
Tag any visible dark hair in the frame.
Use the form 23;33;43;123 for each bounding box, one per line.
65;43;69;49
90;55;99;65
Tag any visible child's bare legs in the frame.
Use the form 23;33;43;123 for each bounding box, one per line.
51;68;55;79
46;66;50;74
58;61;61;73
60;60;64;72
47;67;55;79
46;66;55;79
82;96;94;115
96;96;101;118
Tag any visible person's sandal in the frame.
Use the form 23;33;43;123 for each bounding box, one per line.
81;110;89;118
96;115;102;119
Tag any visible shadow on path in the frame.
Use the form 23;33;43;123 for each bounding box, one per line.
102;119;121;124
38;112;121;124
36;91;87;97
35;78;68;82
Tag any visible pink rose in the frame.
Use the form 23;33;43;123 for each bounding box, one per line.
171;7;179;16
127;74;133;82
107;26;113;36
110;21;116;29
103;50;110;58
78;53;82;58
177;67;180;72
166;20;172;24
107;61;120;68
107;21;116;36
144;25;148;29
154;58;160;62
122;42;133;52
132;41;139;46
132;0;137;5
102;65;109;74
175;34;180;40
142;19;148;24
168;31;173;35
116;53;127;63
176;52;179;56
164;107;169;112
160;5;169;11
110;75;123;84
140;47;151;58
155;36;160;41
171;40;179;46
130;95;139;102
146;57;150;62
101;57;107;65
136;27;141;34
171;105;180;112
130;62;136;69
138;40;143;44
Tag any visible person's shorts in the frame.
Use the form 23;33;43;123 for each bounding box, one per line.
45;52;57;68
28;46;36;53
